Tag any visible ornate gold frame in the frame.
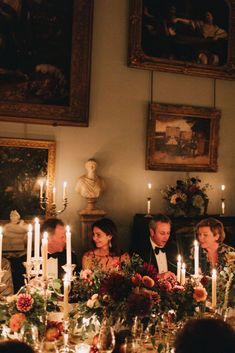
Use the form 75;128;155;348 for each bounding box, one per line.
129;0;235;80
0;1;93;126
146;103;220;172
0;138;56;220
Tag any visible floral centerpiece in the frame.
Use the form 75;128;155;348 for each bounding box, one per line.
72;254;208;336
161;176;211;217
0;279;62;342
218;251;235;311
0;288;46;340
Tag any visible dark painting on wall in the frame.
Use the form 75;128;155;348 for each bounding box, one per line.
0;0;93;126
0;138;55;220
129;0;235;80
146;103;220;172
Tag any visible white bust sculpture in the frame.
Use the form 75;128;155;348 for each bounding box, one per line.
3;210;27;251
75;159;105;199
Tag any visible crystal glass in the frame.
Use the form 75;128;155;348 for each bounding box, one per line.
97;318;115;353
123;337;140;353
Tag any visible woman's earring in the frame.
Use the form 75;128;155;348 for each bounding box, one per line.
109;239;112;248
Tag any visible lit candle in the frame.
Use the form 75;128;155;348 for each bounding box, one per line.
42;232;48;280
147;197;151;215
63;181;67;200
75;343;91;353
27;224;33;264
181;263;186;285
45;180;49;198
52;187;56;204
39;180;43;198
34;218;40;261
63;275;69;320
194;240;199;277
177;255;181;283
0;227;2;271
212;269;217;309
66;225;72;266
221;185;225;215
147;183;152;215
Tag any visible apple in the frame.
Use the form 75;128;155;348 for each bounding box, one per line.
45;326;60;341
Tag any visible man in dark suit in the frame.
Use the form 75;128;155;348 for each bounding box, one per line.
42;218;78;280
12;218;78;292
135;213;177;280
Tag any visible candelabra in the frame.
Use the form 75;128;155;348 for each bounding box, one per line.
40;195;68;217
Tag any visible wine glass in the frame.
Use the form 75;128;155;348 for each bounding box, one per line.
96;324;115;353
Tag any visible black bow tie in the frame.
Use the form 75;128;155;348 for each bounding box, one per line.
48;252;59;259
154;247;166;255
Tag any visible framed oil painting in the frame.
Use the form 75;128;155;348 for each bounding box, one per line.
0;138;56;221
0;0;93;126
128;0;235;80
146;103;220;171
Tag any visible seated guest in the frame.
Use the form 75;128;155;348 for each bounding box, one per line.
82;217;129;272
133;214;177;280
12;218;78;292
174;318;235;353
0;340;35;353
0;257;14;296
42;218;78;280
192;217;235;275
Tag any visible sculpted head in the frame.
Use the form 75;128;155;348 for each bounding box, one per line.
10;210;20;224
85;159;97;173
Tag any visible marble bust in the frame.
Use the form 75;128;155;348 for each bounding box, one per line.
75;159;105;199
3;210;27;251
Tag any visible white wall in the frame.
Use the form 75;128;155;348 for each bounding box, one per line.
1;0;235;260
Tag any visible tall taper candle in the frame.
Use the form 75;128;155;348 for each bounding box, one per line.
66;225;72;266
27;224;33;264
194;240;199;277
177;255;181;283
34;218;40;260
212;269;217;309
63;181;67;201
63;275;69;320
42;232;48;280
181;263;186;285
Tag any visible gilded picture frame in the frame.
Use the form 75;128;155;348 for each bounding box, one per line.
146;103;220;171
0;138;56;221
0;0;93;126
128;0;235;80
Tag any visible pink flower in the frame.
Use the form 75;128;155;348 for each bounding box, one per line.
193;286;208;302
80;269;93;284
16;293;34;312
172;285;185;293
158;279;172;292
132;273;142;286
9;313;26;332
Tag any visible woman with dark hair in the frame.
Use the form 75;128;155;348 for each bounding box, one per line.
174;318;235;353
82;218;129;271
0;340;35;353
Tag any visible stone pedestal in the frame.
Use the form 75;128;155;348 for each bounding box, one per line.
79;201;106;254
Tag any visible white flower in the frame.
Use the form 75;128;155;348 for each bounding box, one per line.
87;293;100;308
